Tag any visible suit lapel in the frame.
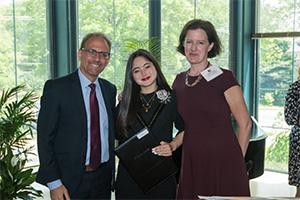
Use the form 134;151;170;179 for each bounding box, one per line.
69;71;88;145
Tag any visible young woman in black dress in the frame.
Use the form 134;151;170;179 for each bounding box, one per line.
115;49;184;199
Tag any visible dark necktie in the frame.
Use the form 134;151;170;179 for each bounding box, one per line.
89;83;101;170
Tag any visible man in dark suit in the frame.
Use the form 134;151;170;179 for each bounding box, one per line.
36;32;117;200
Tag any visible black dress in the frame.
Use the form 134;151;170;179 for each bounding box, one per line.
115;90;184;199
284;80;300;187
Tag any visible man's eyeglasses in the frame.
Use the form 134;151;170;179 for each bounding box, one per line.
81;48;111;59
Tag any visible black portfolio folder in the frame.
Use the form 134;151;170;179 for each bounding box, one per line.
115;128;178;193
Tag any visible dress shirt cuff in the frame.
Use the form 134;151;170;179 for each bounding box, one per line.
47;179;62;190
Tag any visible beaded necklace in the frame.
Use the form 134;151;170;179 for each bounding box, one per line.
185;62;210;87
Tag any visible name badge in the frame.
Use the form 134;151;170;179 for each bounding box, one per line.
201;65;223;81
136;128;149;139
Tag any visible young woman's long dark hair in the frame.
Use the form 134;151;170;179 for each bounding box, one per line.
116;49;171;137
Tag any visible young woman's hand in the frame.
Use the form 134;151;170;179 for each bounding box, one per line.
152;141;173;157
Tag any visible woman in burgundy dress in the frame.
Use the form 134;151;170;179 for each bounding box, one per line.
173;19;252;199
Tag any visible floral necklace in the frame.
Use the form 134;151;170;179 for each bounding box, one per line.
185;62;210;87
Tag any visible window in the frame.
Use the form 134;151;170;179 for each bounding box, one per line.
0;0;48;95
161;0;230;84
78;0;230;89
255;0;300;172
78;0;149;90
0;0;48;168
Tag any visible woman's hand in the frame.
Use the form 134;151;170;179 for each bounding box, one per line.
152;141;173;157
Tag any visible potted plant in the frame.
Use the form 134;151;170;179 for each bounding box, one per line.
123;37;161;63
0;85;43;199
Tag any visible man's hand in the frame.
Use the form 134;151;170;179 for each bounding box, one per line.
50;184;70;200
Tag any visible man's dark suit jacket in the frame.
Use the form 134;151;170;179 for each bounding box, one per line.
36;70;117;195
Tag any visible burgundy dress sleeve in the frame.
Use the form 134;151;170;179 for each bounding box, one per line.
216;69;240;92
